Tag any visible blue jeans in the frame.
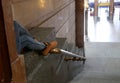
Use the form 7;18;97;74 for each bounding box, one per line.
14;21;46;54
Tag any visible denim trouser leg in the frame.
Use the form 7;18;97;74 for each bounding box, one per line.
19;35;46;52
14;21;46;53
14;22;22;53
14;21;33;37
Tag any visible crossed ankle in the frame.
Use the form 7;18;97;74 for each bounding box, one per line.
42;41;58;56
43;42;50;46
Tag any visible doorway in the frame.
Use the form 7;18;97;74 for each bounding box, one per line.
87;0;120;42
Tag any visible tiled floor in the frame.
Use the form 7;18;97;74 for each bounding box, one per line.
70;7;120;83
87;7;120;42
70;42;120;83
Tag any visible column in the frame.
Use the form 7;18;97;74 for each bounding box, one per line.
109;0;114;20
85;0;89;39
75;0;84;47
94;0;98;20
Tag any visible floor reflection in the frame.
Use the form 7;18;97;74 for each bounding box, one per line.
87;7;120;42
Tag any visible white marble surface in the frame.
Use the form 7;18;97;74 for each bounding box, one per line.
87;7;120;42
70;42;120;83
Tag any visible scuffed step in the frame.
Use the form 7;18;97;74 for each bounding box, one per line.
29;27;56;42
64;43;85;59
55;38;68;74
56;38;67;49
62;44;85;80
24;53;44;77
24;37;67;83
24;27;56;77
66;43;74;52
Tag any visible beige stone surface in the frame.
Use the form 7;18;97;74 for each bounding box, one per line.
39;1;75;43
12;0;75;43
12;0;73;26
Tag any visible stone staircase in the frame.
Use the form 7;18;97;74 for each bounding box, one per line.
24;27;85;83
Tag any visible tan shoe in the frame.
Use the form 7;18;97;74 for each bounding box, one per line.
42;41;58;56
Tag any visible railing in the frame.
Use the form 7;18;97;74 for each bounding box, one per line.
50;48;86;62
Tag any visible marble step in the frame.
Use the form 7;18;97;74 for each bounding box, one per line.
23;27;85;83
24;27;56;77
24;37;67;82
29;27;56;42
61;45;85;80
65;43;84;58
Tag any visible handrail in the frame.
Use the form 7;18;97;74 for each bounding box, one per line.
60;49;82;57
50;48;86;61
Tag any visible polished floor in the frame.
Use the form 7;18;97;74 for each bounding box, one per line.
69;7;120;83
87;7;120;42
70;42;120;83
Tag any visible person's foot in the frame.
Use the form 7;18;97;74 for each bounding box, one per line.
42;41;58;56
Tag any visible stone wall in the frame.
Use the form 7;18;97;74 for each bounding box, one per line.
11;1;85;83
12;0;75;43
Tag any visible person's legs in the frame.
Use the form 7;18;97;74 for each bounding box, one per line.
14;21;39;53
19;35;58;55
14;21;33;37
42;41;57;56
14;21;21;54
20;35;46;52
